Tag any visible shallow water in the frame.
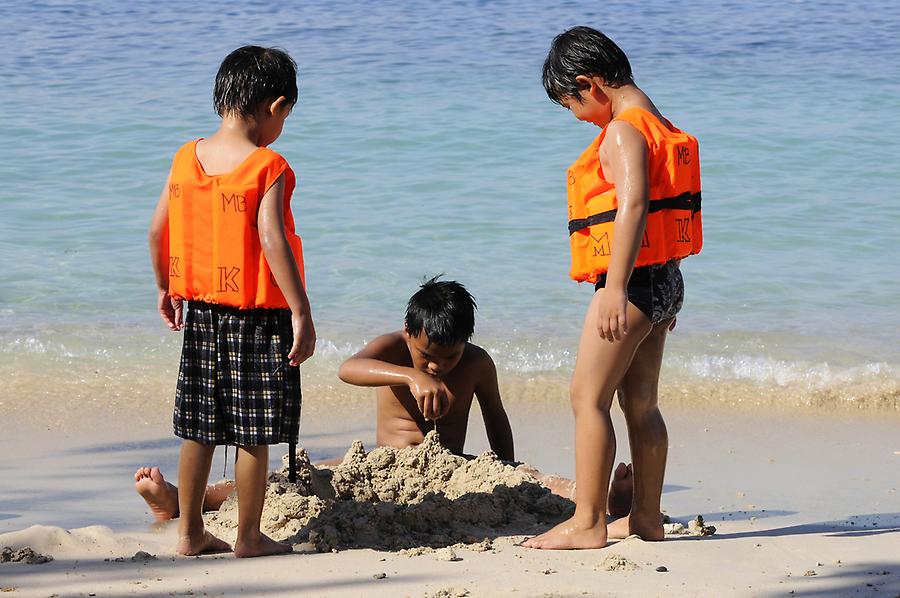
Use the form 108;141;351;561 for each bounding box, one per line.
1;0;898;409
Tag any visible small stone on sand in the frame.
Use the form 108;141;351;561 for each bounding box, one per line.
131;551;157;562
435;548;462;562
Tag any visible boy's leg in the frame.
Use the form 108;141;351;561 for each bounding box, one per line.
608;318;672;540
523;291;651;549
233;445;292;558
176;440;231;555
517;462;634;515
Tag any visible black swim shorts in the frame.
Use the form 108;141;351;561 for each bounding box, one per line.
594;260;684;325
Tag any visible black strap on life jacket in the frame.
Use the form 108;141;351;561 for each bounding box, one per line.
568;190;701;235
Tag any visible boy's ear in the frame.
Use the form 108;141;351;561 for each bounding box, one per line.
268;95;289;116
574;75;608;102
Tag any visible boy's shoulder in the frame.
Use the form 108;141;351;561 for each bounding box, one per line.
462;340;490;360
460;341;496;375
365;331;412;362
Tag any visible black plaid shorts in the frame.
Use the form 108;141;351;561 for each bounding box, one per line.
173;301;301;446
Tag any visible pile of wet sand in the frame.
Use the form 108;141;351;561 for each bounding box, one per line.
206;432;574;551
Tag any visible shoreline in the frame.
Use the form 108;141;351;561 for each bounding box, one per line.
2;358;898;436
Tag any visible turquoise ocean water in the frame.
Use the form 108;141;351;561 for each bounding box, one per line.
1;0;898;411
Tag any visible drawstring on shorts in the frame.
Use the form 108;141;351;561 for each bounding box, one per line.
288;441;297;483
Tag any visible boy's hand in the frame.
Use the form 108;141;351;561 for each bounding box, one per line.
408;370;450;421
288;312;316;366
157;290;183;331
597;287;628;342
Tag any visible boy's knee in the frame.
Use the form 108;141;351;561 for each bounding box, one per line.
617;389;659;418
623;402;662;426
569;385;613;415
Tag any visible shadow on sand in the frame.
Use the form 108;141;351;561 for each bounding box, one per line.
703;512;900;541
1;552;440;596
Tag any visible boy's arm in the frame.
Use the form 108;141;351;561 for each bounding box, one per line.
258;173;316;366
338;335;450;421
597;120;650;342
148;177;182;331
473;352;514;461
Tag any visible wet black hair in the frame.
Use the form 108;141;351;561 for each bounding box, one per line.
213;45;298;117
405;277;477;347
542;26;633;105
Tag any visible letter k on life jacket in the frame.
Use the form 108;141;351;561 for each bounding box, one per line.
566;107;702;283
166;140;305;309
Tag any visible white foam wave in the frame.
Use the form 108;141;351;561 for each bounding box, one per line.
669;354;897;388
2;328;896;397
485;342;574;373
1;336;74;358
311;339;361;360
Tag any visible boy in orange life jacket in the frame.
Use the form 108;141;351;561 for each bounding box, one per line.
523;27;702;550
147;46;315;558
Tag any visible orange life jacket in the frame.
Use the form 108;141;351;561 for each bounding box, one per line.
167;140;305;309
566;107;702;283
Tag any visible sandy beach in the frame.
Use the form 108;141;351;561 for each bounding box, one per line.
3;0;900;595
2;389;898;597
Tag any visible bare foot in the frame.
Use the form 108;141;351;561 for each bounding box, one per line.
607;514;631;539
607;462;633;518
135;467;179;521
234;533;293;558
176;530;232;556
521;515;608;550
607;512;665;541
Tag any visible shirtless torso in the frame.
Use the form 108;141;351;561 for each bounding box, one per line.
374;338;480;453
340;330;514;461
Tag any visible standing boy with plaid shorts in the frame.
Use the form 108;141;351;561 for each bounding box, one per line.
148;46;315;558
